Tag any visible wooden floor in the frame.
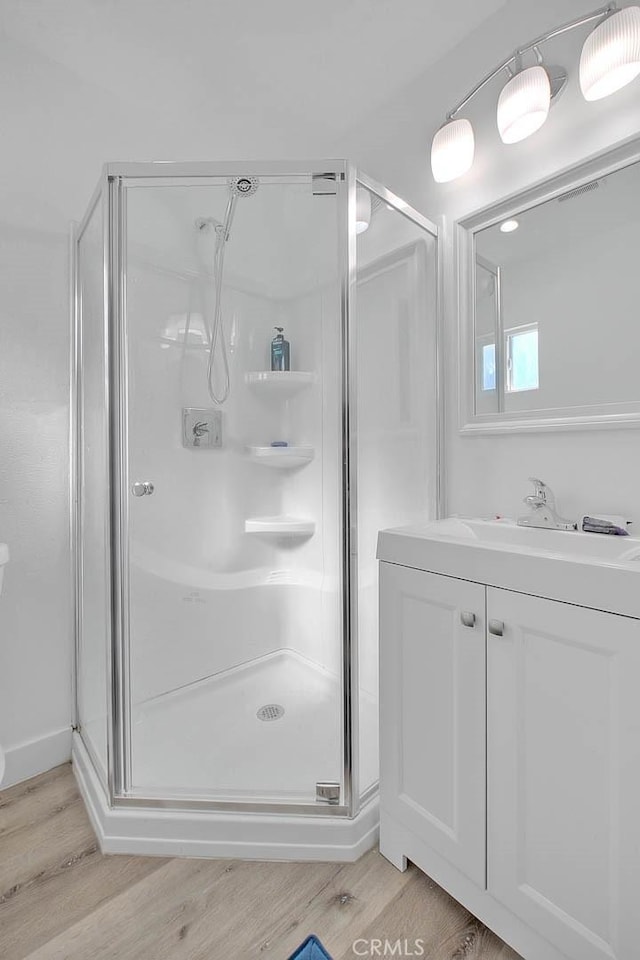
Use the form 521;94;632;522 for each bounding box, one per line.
0;764;522;960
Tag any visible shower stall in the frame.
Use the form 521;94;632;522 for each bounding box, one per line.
72;160;439;859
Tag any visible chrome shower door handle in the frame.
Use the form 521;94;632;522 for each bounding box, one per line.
132;481;155;497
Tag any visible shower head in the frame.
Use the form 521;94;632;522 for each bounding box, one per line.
228;176;259;198
217;177;259;243
194;177;259;237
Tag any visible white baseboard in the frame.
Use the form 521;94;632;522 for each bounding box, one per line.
1;726;72;789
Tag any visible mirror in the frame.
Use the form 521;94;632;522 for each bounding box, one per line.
460;142;640;432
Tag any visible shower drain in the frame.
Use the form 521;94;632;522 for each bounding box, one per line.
256;703;285;722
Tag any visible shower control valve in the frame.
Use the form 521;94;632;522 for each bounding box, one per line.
182;408;223;449
193;421;209;438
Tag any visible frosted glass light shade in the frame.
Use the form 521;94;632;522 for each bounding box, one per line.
580;6;640;101
430;118;475;183
497;65;551;144
355;186;371;234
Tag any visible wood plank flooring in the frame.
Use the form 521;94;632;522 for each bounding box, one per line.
0;764;522;960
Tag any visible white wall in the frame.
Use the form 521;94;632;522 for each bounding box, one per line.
0;221;73;785
334;0;640;528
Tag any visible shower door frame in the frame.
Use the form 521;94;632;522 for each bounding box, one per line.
72;159;441;820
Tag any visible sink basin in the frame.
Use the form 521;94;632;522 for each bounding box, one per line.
377;518;640;619
422;517;640;562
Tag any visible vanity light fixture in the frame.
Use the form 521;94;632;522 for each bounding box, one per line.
499;219;520;233
431;118;475;183
497;65;551;144
355;186;372;234
431;4;640;184
580;6;640;100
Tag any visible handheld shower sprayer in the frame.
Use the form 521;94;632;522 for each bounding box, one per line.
197;177;259;405
229;176;259;197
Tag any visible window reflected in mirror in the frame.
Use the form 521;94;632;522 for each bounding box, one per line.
506;325;538;393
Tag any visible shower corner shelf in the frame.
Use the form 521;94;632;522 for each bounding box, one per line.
247;445;314;469
245;371;316;397
244;516;315;538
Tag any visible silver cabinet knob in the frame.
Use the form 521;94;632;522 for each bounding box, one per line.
489;619;505;637
132;481;154;497
460;611;476;628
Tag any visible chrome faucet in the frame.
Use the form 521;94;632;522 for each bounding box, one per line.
517;478;577;531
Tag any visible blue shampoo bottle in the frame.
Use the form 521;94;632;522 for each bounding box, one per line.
271;327;290;371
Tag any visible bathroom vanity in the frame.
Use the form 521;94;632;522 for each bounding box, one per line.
378;519;640;960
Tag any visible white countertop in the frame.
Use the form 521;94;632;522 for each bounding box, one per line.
377;518;640;619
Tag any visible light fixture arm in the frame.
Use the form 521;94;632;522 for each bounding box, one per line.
446;3;616;120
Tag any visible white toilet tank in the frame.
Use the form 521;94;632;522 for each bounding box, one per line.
0;542;8;595
0;542;8;786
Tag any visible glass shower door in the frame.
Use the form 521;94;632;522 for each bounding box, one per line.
119;173;346;806
353;183;439;802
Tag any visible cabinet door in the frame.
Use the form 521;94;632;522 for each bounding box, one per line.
379;563;486;885
487;588;640;960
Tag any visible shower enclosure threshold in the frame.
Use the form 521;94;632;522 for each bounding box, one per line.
72;734;379;861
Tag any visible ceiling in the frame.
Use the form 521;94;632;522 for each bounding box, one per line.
2;0;508;137
0;0;508;230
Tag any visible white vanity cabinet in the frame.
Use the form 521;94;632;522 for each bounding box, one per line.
487;588;640;960
379;556;640;960
379;563;486;886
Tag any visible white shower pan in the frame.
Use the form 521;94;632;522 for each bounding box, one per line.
132;650;378;800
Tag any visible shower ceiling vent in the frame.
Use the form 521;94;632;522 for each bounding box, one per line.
558;179;603;202
256;704;285;722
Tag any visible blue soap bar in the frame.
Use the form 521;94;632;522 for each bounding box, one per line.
287;934;333;960
270;440;289;447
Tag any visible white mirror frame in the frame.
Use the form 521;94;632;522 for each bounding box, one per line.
457;136;640;435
